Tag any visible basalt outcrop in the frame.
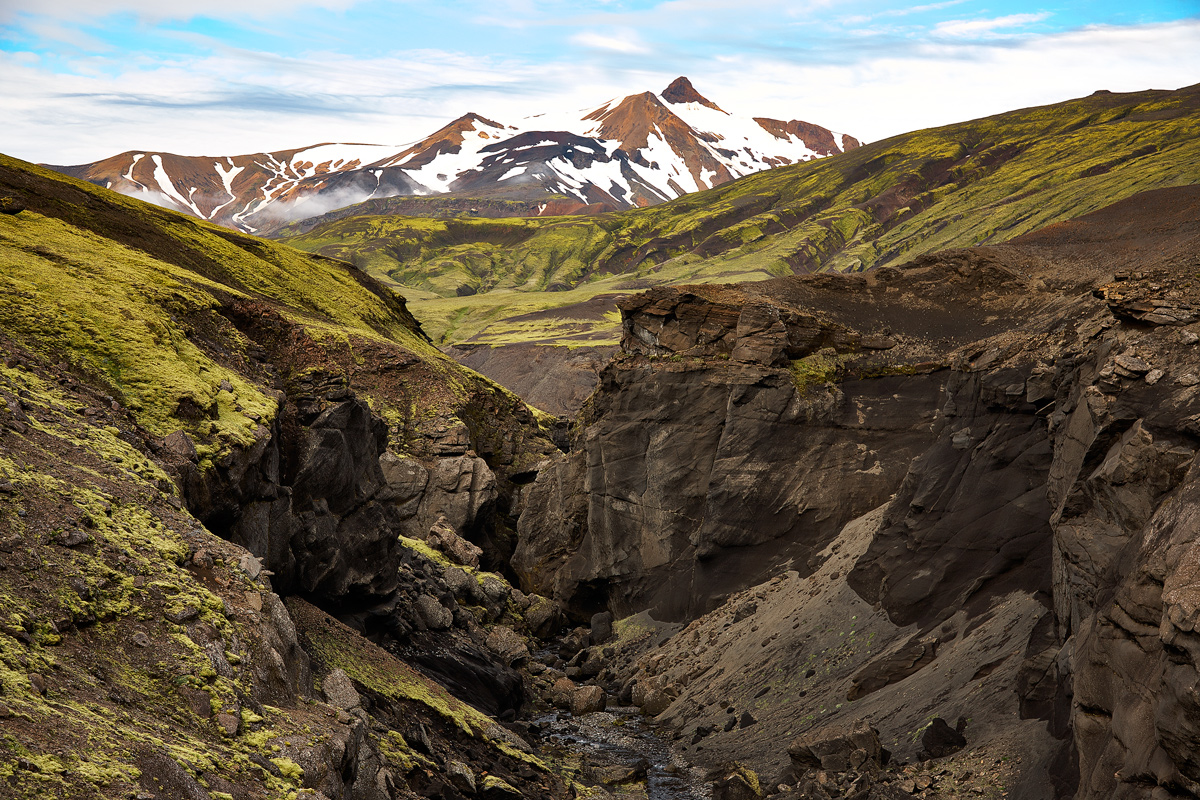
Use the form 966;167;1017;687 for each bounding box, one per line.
515;185;1200;798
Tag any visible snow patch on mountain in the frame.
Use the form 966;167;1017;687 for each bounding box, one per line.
69;78;857;232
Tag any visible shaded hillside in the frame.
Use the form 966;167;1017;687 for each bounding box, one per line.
279;83;1200;349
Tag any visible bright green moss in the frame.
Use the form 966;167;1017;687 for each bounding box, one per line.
269;757;303;784
789;349;845;394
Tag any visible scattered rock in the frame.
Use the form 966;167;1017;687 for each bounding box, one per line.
426;516;483;569
1146;368;1165;385
57;529;91;547
921;717;967;759
788;718;882;776
165;605;200;625
558;627;590;659
215;711;240;737
739;711;757;728
640;687;672;716
590;610;614;645
570;684;606;715
550;677;577;710
162;430;198;461
477;573;511;606
238;554;264;579
591;759;649;785
485;626;529;665
481;775;522;798
179;687;213;719
406;722;433;755
27;673;46;695
1114;353;1151;375
416;594;453;630
524;595;563;638
131;631;151;648
710;762;764;800
732;601;758;623
322;668;361;710
446;760;477;794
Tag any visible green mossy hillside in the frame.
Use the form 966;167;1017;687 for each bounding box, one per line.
0;358;322;799
278;83;1200;346
0;154;552;465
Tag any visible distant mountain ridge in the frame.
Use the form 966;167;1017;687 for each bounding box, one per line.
46;77;859;233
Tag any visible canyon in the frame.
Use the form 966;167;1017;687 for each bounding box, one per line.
4;83;1200;800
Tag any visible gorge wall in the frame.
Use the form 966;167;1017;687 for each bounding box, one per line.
513;185;1200;798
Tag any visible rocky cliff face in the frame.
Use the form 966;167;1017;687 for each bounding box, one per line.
0;155;586;800
514;185;1200;798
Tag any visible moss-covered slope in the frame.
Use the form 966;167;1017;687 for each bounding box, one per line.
278;83;1200;346
0;345;573;799
0;154;572;798
0;154;553;465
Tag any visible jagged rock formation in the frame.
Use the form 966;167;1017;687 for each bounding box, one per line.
515;184;1200;798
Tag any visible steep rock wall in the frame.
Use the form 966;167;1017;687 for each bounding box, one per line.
515;187;1200;798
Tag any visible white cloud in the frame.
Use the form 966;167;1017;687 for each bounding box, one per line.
569;30;650;54
1;17;1197;166
702;19;1200;142
933;12;1050;39
0;0;362;24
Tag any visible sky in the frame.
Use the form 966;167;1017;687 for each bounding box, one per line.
1;0;1199;165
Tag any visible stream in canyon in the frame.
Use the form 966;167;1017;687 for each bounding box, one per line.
535;706;711;800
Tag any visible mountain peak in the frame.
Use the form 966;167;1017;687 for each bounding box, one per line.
661;76;724;113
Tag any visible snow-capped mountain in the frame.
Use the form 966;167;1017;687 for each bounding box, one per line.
49;77;860;233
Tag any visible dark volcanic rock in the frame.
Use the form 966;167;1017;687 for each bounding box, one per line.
787;718;882;776
401;632;525;718
920;717;967;759
514;187;1200;798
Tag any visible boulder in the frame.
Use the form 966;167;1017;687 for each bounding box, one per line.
446;760;477;794
550;677;577;709
162;430;198;461
640;687;672;716
787;718;882;776
485;626;529;665
590;759;649;786
524;595;563;638
570;685;606;716
710;763;763;800
416;595;453;631
322;668;361;710
590;610;614;644
426;515;483;568
921;717;966;759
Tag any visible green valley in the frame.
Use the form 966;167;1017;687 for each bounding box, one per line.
278;84;1200;347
